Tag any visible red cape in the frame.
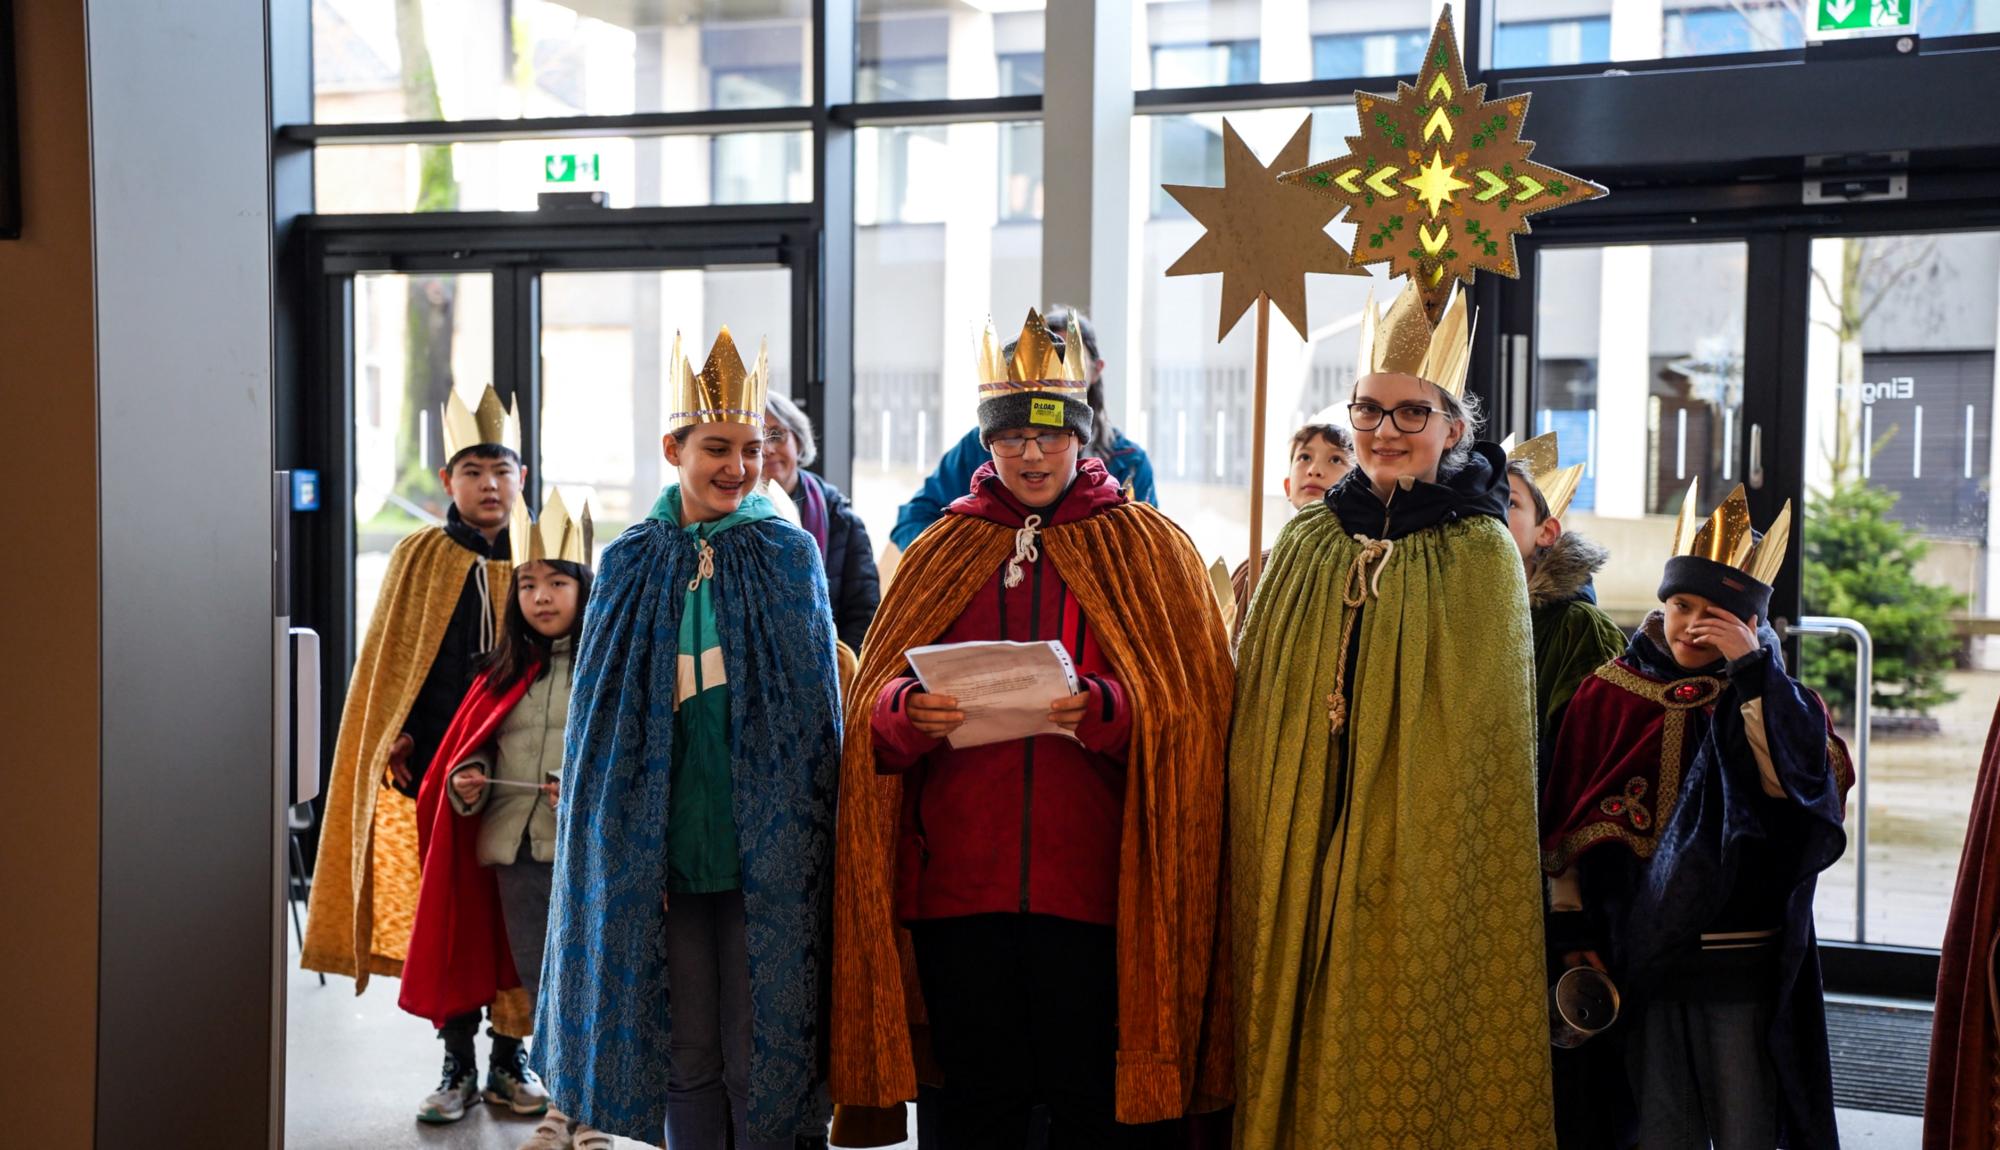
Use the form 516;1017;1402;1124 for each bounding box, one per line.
398;665;537;1027
1925;696;2000;1148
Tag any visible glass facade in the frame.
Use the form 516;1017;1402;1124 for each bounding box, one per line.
312;0;811;124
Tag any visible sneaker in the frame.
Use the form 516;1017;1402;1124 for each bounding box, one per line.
416;1052;479;1124
485;1041;551;1116
517;1108;573;1150
571;1124;615;1150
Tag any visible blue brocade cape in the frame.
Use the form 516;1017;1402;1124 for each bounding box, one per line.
532;509;842;1142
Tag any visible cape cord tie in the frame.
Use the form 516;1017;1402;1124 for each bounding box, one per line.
1326;535;1395;735
688;539;717;591
474;561;496;654
1004;514;1044;589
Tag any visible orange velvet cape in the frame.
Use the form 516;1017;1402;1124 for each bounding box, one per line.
829;503;1234;1123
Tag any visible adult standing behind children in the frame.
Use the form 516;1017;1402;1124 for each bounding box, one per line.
304;386;522;1018
888;305;1157;553
1541;484;1851;1149
533;330;842;1150
763;391;881;649
832;310;1233;1148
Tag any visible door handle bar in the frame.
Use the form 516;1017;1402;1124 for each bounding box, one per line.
1792;615;1873;943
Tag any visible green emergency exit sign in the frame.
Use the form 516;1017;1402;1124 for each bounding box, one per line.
1815;0;1913;34
544;153;600;183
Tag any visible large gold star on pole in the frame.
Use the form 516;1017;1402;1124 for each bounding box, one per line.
1162;116;1368;342
1278;6;1606;321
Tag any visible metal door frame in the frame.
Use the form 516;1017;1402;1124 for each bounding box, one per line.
288;205;819;866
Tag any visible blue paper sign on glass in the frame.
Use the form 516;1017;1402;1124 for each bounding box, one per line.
291;469;321;512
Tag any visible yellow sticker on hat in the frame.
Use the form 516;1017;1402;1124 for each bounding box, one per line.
1030;398;1064;427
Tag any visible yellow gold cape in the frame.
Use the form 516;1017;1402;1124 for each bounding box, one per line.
1230;504;1554;1148
301;527;517;1025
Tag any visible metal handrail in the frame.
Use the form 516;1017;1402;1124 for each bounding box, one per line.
1793;615;1874;943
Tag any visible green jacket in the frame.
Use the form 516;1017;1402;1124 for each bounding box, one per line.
1526;531;1626;736
651;485;782;894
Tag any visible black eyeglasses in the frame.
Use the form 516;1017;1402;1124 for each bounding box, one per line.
1348;401;1445;434
989;431;1077;458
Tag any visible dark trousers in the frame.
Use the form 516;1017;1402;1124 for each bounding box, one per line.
1630;994;1780;1150
664;889;788;1150
910;913;1175;1150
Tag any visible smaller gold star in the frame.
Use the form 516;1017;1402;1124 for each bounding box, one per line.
1162;116;1368;342
1405;151;1471;217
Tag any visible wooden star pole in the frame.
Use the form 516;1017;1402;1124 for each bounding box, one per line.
1162;116;1367;606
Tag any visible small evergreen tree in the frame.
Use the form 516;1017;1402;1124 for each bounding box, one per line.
1800;476;1964;723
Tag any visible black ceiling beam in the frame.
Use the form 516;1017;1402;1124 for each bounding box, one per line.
1503;42;2000;180
283;106;815;145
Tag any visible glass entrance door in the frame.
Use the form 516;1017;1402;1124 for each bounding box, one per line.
296;220;809;1147
1527;239;1753;630
1800;229;2000;948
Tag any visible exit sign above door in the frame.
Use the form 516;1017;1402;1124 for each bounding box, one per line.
1814;0;1915;36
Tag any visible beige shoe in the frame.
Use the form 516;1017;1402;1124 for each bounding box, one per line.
517;1108;572;1150
570;1123;616;1150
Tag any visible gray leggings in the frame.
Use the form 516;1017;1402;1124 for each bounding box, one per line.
663;889;787;1150
494;846;553;1011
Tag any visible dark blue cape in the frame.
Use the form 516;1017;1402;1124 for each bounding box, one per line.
1612;622;1851;1149
532;513;842;1142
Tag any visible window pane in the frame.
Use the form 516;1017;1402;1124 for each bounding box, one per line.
351;271;494;629
539;267;794;548
314;132;811;213
1531;241;1748;621
851;122;1041;550
857;2;1045;103
1802;231;2000;949
312;0;810;124
1134;107;1381;569
1147;106;1358;219
1138;0;1434;89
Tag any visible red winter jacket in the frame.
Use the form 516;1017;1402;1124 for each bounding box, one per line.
871;459;1134;927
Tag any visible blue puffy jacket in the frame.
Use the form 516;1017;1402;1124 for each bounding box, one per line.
888;425;1158;550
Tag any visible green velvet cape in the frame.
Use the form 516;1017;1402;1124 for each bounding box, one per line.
1229;500;1555;1149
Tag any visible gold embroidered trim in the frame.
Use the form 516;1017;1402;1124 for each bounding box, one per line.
1542;663;1724;873
1829;735;1856;799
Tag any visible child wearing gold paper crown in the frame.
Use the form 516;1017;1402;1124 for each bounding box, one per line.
830;311;1234;1147
1541;483;1853;1150
300;385;529;1116
530;330;842;1150
399;492;593;1145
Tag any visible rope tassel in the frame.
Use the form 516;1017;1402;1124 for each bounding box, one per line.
1004;514;1043;589
1327;535;1394;735
688;539;717;591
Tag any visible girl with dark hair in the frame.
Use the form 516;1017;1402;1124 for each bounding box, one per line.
401;491;594;1150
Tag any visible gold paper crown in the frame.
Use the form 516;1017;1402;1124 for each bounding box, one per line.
509;487;594;567
1668;479;1792;586
1506;431;1585;522
442;385;521;461
1357;279;1473;399
976;309;1090;399
667;327;770;433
